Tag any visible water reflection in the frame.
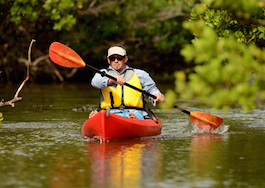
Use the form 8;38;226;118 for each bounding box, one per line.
3;83;265;187
84;140;162;188
190;134;223;175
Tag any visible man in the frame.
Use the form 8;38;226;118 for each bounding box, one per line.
89;44;164;119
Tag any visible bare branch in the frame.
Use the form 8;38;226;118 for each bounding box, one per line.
32;54;49;66
89;0;97;8
18;54;64;82
81;0;126;16
66;68;79;79
45;58;64;82
18;54;49;67
134;10;188;27
150;12;188;24
0;39;35;107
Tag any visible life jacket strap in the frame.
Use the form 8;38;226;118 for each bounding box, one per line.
110;92;114;108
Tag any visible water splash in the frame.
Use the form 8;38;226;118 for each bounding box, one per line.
191;124;230;134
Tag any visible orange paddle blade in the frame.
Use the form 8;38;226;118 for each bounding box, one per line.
49;42;86;68
189;111;223;132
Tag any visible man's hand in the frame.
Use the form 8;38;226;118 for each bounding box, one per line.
153;93;165;104
108;75;125;86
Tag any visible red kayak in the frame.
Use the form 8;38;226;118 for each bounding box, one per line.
81;110;162;141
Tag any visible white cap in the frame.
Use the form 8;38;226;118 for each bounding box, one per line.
107;46;127;57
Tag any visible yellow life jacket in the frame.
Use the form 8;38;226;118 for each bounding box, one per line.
100;68;144;109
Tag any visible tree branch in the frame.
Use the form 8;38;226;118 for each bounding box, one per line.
80;0;126;16
18;54;64;82
18;54;49;67
45;58;64;82
0;39;35;107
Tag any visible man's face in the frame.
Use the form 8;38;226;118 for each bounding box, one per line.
107;54;128;73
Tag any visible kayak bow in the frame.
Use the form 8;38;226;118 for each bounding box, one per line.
81;110;162;141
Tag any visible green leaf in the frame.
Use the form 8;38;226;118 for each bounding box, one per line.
0;112;3;128
258;26;265;32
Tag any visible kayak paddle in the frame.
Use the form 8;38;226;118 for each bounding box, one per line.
49;42;155;98
174;106;223;132
49;42;223;132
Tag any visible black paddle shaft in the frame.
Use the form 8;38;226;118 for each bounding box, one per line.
86;64;194;116
85;64;157;99
173;105;191;115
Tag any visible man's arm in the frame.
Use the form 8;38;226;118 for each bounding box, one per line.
134;69;164;103
91;70;110;89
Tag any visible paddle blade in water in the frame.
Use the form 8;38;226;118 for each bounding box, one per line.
49;42;86;68
189;111;223;132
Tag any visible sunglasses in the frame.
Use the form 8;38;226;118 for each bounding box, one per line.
109;55;125;61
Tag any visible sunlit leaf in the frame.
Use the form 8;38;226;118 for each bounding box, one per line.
159;89;177;109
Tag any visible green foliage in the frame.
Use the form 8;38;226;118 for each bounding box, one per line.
2;0;79;31
174;0;265;111
9;0;38;24
1;0;192;46
1;0;195;83
124;0;192;50
43;0;77;31
159;89;177;109
3;0;265;112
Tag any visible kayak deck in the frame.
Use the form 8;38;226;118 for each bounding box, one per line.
81;110;162;141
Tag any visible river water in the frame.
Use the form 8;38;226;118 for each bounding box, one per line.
1;83;265;188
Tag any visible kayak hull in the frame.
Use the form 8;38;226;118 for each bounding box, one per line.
81;110;162;141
